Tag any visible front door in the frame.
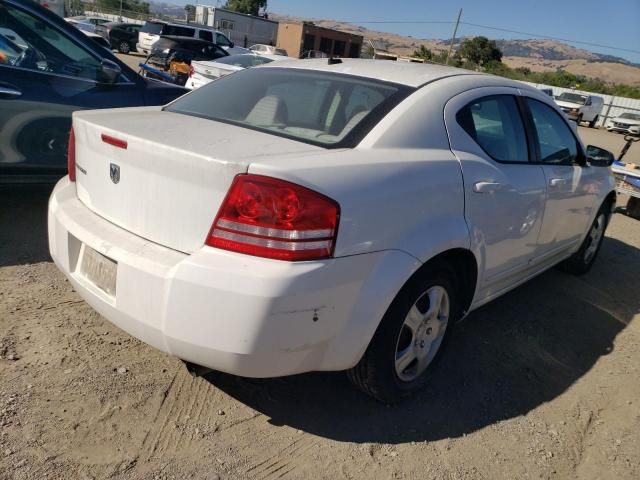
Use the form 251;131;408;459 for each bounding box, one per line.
0;2;139;182
522;97;602;260
445;87;547;300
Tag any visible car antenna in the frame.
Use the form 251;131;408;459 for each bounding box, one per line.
328;57;342;65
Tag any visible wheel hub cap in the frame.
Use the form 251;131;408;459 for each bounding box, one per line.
395;285;450;382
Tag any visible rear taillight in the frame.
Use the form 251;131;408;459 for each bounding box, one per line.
206;175;340;261
189;64;194;77
67;128;76;182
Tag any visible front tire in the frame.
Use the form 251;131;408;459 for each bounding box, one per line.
558;204;609;275
348;262;458;403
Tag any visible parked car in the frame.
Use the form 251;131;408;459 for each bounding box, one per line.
65;15;110;34
95;22;142;54
249;44;288;56
606;112;640;135
49;59;616;403
137;20;248;56
554;92;604;127
82;30;111;49
0;0;187;183
188;53;291;89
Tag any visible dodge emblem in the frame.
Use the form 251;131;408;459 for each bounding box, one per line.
110;163;120;184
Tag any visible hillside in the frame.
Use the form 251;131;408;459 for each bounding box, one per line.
270;14;640;86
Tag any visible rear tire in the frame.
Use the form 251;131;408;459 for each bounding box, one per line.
348;261;459;404
118;41;131;54
627;197;640;219
557;203;610;275
589;115;599;128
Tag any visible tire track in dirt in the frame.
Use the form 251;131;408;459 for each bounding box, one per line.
139;370;187;461
244;436;320;480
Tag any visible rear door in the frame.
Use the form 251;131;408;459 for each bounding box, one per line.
522;96;601;260
0;1;143;182
445;87;547;299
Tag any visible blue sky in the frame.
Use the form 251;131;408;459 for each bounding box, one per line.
182;0;640;63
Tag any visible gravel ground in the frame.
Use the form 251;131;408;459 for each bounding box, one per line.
1;98;640;479
1;187;639;480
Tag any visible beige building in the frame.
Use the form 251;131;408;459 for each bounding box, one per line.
276;22;363;59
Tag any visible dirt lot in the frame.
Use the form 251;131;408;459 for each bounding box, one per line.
1;127;640;480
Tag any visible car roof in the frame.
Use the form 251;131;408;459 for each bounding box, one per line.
259;58;488;87
159;35;211;44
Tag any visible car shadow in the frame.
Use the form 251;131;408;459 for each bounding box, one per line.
203;234;638;444
0;184;54;267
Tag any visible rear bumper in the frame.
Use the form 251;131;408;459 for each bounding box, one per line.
136;43;149;55
48;177;420;377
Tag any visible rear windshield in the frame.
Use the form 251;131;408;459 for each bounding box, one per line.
165;68;413;148
557;92;587;104
141;21;164;34
216;55;274;67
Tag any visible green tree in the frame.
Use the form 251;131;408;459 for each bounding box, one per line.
458;36;502;66
225;0;267;16
412;45;433;61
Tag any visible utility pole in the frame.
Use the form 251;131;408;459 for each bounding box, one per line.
446;8;462;65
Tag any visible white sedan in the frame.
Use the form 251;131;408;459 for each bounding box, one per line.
48;59;616;402
187;53;291;90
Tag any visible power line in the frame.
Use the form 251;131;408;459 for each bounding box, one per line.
346;19;640;56
460;22;640;56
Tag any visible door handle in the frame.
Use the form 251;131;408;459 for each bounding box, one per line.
549;178;566;188
473;181;502;193
0;86;22;97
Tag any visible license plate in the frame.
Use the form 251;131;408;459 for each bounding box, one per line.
79;245;117;297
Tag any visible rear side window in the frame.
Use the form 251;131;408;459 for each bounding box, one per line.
457;95;529;163
166;68;413;148
526;99;579;165
165;25;195;37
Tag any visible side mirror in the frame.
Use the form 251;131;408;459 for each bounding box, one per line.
586;145;614;167
98;58;121;84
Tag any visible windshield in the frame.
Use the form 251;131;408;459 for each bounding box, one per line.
215;54;274;68
557;92;587;105
141;21;164;34
166;68;413;148
620;112;640;120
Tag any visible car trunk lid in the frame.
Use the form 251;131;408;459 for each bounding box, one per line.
73;107;321;253
191;60;239;81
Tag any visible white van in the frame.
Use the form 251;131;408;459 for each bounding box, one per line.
554;92;604;128
137;20;249;56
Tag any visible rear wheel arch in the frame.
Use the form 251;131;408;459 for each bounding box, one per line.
430;248;478;317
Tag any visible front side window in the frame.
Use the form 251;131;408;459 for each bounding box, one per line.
216;33;231;47
456;95;529;163
526;99;579;165
166;68;412;148
0;3;104;81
